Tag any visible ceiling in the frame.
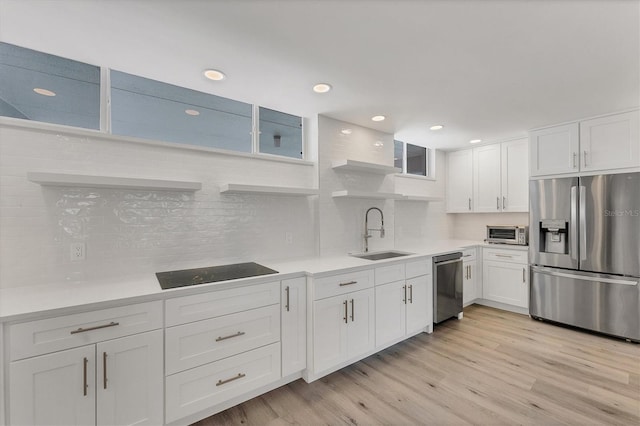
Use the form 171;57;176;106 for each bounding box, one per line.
0;0;638;150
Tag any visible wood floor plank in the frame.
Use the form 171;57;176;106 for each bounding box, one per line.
193;305;640;426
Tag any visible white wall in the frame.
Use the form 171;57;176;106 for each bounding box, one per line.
317;116;452;255
0;121;318;288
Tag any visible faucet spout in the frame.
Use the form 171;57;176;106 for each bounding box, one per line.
364;207;385;252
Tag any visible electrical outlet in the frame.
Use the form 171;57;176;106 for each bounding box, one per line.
285;232;293;245
70;242;86;261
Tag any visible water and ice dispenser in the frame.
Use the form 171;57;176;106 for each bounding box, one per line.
539;219;569;254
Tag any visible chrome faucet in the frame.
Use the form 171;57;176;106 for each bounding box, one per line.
364;207;385;252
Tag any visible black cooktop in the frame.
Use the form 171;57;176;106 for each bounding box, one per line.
156;262;279;290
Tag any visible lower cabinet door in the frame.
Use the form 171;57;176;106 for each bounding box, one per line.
281;277;307;377
483;261;529;308
375;281;406;347
406;275;430;334
96;330;164;426
346;288;375;359
313;295;348;374
462;260;477;305
10;345;96;426
165;343;281;423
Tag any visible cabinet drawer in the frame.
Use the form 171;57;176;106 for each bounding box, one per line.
9;301;162;361
313;269;374;300
165;343;281;423
375;263;406;285
461;248;477;261
166;281;280;327
483;248;528;264
405;259;430;279
165;304;280;375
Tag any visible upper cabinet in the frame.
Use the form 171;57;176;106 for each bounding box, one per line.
447;138;528;213
530;111;639;177
446;149;473;212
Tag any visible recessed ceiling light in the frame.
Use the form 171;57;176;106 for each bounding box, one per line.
185;109;200;116
340;128;352;135
374;141;384;147
33;88;56;97
430;125;444;131
371;115;386;122
470;139;482;144
313;83;332;93
203;69;226;81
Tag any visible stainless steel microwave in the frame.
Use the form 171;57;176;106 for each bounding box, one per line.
486;225;528;245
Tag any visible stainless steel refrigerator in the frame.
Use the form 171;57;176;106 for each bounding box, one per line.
529;173;640;341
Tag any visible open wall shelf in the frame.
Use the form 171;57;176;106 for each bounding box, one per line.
332;159;401;175
220;183;319;196
332;190;405;200
27;172;202;191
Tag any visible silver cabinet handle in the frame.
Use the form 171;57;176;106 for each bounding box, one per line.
469;266;471;280
216;331;245;342
103;352;108;390
350;299;355;322
71;321;119;334
573;152;577;168
495;254;513;259
285;286;290;312
468;198;471;211
403;284;407;303
522;268;526;283
496;197;500;210
343;300;348;323
502;196;506;210
83;357;88;396
408;285;413;304
339;280;357;287
583;150;588;167
216;373;246;386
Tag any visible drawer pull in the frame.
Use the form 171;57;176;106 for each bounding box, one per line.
494;254;514;259
71;321;120;335
103;352;108;389
215;331;246;342
339;280;358;287
83;357;88;396
216;373;246;387
350;299;355;322
285;286;290;312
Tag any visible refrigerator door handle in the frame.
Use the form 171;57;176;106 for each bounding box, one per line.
579;186;587;261
570;186;578;261
531;266;638;286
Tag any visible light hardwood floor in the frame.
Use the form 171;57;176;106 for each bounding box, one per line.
193;305;640;425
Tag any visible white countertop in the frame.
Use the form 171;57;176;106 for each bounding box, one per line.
0;239;528;322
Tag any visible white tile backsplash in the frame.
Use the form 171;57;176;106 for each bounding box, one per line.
0;123;317;288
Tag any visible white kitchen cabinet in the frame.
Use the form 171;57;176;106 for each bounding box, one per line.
530;110;640;177
375;263;430;349
446;149;473;212
449;140;528;213
10;345;96;426
500;138;529;212
529;123;579;177
482;248;529;309
375;280;406;345
312;288;374;375
9;330;163;426
281;277;306;377
462;248;479;305
473;144;502;212
405;274;430;334
579;111;640;172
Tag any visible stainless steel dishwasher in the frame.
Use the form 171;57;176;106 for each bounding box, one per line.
433;252;463;324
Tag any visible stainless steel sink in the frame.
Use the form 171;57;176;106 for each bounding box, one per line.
351;250;413;261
